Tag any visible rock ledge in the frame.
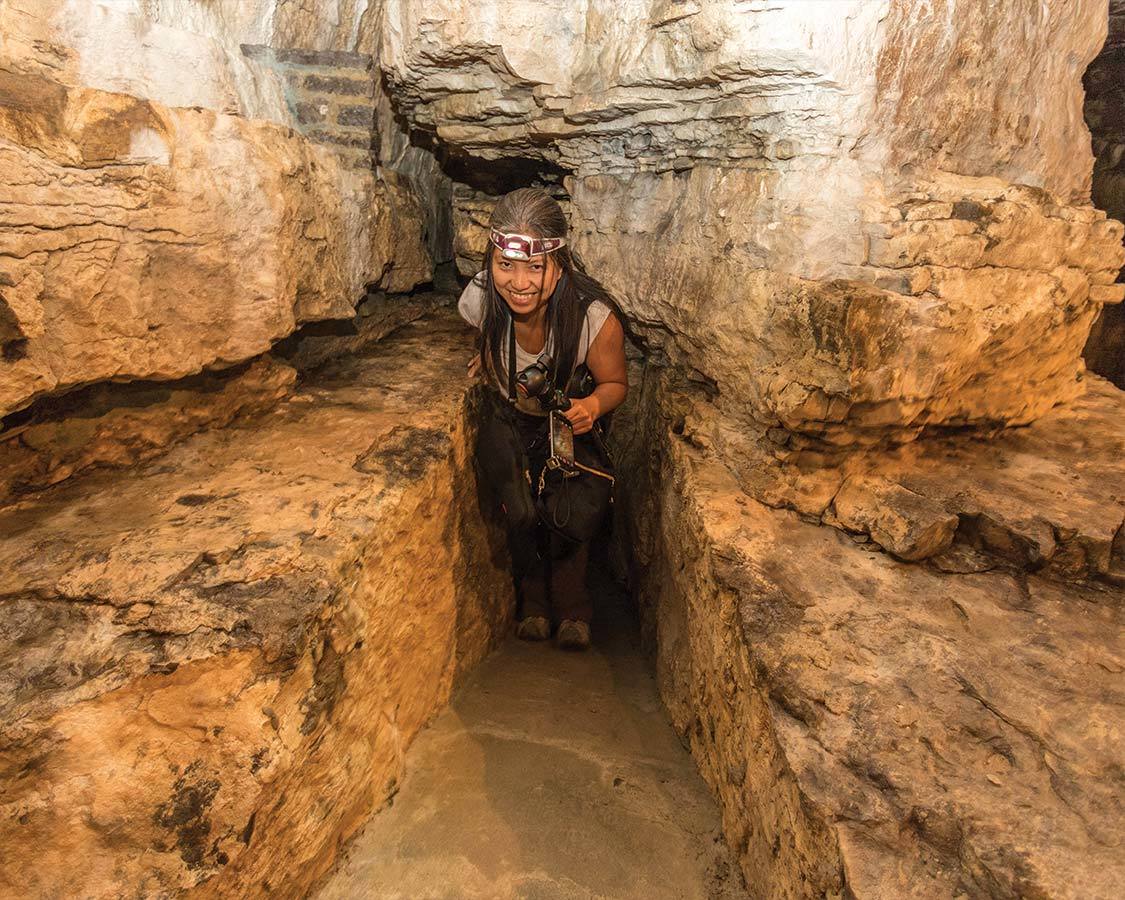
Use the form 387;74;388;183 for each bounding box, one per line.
0;311;510;898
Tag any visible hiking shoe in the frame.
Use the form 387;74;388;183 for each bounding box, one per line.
516;616;551;641
556;619;591;651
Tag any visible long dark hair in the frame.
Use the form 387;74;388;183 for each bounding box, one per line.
475;187;622;394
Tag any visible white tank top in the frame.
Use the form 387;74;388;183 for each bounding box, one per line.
457;274;613;416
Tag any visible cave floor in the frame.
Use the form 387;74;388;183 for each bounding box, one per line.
315;562;748;900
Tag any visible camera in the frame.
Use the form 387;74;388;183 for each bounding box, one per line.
515;355;555;403
516;356;594;413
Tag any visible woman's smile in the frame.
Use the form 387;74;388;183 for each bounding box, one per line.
505;287;541;306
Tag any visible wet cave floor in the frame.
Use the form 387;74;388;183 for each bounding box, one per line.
314;555;748;900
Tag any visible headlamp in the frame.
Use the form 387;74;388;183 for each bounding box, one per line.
489;228;566;262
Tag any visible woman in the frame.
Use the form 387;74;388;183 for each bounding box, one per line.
458;187;627;651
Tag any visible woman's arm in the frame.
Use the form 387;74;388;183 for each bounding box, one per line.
563;313;627;435
460;276;485;379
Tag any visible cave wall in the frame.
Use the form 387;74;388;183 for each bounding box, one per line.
383;0;1124;445
378;2;1125;895
611;358;1125;898
0;0;438;427
1;2;1123;896
1084;0;1125;386
0;314;513;899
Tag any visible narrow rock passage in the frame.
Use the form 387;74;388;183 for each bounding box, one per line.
316;559;747;900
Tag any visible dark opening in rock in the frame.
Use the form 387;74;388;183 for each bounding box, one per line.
1083;2;1125;387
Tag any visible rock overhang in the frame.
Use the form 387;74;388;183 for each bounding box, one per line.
382;0;1125;443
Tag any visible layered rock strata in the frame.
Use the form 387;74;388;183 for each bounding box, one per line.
0;356;296;503
0;75;401;418
571;173;1123;444
696;376;1125;582
613;363;1125;898
383;0;1125;443
452;185;497;276
0;283;448;504
0;312;513;899
1;0;436;422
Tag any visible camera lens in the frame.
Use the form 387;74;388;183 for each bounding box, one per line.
516;362;550;398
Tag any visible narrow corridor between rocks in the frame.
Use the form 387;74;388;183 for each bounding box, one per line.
315;560;747;900
5;3;1125;897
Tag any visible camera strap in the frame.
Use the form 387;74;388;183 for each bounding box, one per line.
506;314;517;407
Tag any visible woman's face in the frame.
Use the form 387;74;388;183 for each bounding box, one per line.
491;250;562;317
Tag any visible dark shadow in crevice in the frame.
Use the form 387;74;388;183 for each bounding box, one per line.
0;358;263;435
379;69;571;199
1082;5;1125;387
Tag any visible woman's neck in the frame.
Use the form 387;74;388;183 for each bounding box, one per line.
511;305;549;331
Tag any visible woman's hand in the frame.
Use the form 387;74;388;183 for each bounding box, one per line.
562;396;600;435
467;353;482;379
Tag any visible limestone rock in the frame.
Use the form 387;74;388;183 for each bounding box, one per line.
0;74;427;419
0;312;512;899
697;374;1125;579
0;356;295;502
369;168;435;292
274;287;448;374
0;0;291;121
1083;0;1125;386
452;186;497;276
827;475;958;561
382;0;1125;441
614;365;1125;898
568;171;1125;443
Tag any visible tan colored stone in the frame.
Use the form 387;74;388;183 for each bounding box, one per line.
452;187;497;276
568;170;1123;443
614;365;1125;899
829;475;958;561
699;374;1125;580
369;167;435;292
0;74;431;419
383;1;1124;441
0;312;512;899
0;356;295;502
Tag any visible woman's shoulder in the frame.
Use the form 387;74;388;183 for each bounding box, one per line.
457;272;487;328
582;297;615;335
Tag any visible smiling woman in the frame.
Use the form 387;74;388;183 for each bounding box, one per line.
458;187;627;650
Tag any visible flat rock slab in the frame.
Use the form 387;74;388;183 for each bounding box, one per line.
626;372;1125;898
725;376;1125;578
316;580;748;900
0;310;511;898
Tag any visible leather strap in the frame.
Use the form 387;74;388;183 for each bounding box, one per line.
507;313;517;407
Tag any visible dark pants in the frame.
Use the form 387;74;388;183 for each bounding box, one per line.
508;410;593;625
